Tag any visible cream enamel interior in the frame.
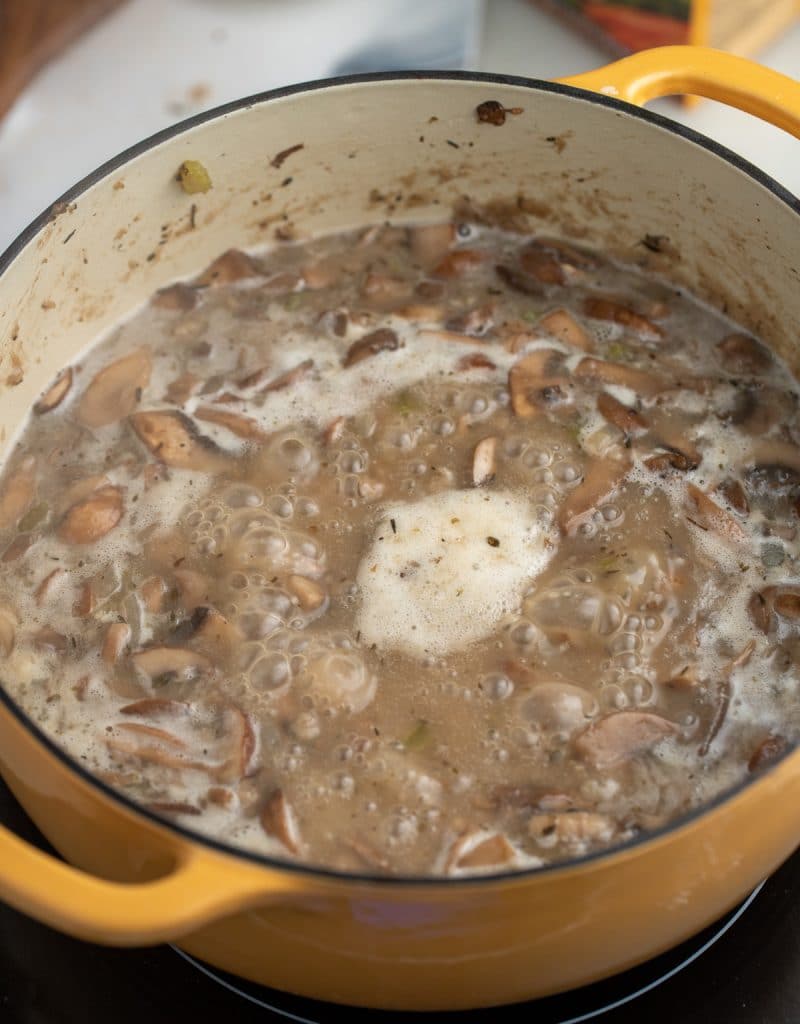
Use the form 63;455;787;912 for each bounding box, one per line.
2;77;799;462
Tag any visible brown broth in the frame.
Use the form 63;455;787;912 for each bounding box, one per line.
0;221;798;876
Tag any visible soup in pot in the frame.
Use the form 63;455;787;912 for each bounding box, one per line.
0;219;797;876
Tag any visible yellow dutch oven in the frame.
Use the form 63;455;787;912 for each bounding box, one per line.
0;46;799;1012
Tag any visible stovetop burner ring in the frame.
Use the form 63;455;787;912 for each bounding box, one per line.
172;880;765;1023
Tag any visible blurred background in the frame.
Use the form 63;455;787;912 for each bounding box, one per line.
0;0;797;253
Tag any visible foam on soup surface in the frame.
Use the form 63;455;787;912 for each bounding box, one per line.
0;220;797;876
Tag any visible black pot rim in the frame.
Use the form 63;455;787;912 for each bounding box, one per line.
0;68;797;891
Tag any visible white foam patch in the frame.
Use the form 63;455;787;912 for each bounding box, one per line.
355;489;555;658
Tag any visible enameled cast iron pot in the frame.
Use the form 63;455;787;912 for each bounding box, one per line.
0;46;799;1012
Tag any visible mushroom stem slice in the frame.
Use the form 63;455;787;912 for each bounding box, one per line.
130;410;228;472
539;309;594;351
472;436;497;486
685;483;746;543
597;392;647;434
583;297;664;339
195;249;262;286
575;357;664;398
189;606;241;657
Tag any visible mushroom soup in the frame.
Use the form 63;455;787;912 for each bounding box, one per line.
0;220;797;876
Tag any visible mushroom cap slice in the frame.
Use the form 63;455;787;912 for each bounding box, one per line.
261;789;302;854
574;710;679;769
0;456;37;532
130;410;228;472
77;348;152;428
34;368;73;414
58;485;124;545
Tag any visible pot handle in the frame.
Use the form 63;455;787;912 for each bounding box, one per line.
0;819;302;945
557;45;800;139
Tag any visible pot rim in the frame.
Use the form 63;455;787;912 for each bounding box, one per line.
0;69;798;889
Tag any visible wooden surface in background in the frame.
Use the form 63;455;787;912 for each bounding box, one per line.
0;0;126;120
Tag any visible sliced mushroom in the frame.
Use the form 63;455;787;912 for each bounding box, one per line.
34;628;67;652
35;567;66;606
748;734;788;773
445;304;495;338
472;436;497;486
433;249;485;278
58;486;124;545
717;333;773;375
0;605;17;657
539;308;593;351
394;303;443;324
217;704;260;781
558;457;629;533
173;569;211;610
120;698;190;718
508;348;570;418
574;357;664;398
528;811;615;847
194;405;268;442
698;676;731;757
146;801;203;817
597;392;647;434
102;622;132;665
286;575;326;612
685;483;746;543
362;273;413;305
574;710;678;769
189;606;241;657
257;358;314;395
457;352;497;373
260;789;302;854
77;348;152;428
152;283;198;312
0;456;37;532
130;410;228;472
583;297;664;339
518;242;568;285
408;223;455;268
749;586;800;634
165;372;202;405
34;368;73;414
302;262;338;290
643;448;698;474
132;645;212;684
139;577;167;614
346;837;391;873
445;831;516;872
495;264;543;296
59;474;111;515
343;328;402;367
715;478;750;516
195;249;262;286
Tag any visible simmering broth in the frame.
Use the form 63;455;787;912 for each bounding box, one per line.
0;220;796;875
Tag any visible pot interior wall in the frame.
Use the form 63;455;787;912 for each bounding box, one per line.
0;75;798;460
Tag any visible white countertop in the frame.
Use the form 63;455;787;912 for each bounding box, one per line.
0;0;797;254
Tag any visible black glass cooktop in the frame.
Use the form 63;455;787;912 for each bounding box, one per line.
1;774;798;1024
